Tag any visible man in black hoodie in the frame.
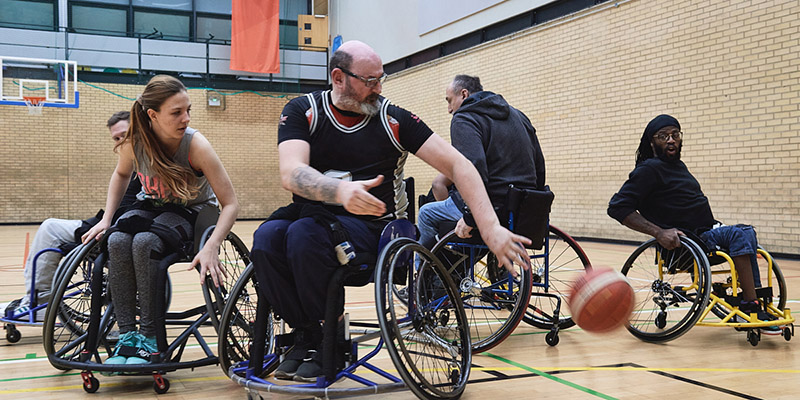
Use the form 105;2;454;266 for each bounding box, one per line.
417;75;545;248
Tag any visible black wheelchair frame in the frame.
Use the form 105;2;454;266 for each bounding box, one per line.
42;211;250;394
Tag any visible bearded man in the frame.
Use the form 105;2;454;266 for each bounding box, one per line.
608;114;771;322
251;40;532;382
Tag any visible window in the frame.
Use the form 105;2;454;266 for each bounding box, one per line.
196;15;230;43
134;10;190;40
196;0;231;14
279;21;298;49
133;0;191;11
0;0;56;31
77;0;128;4
71;5;127;36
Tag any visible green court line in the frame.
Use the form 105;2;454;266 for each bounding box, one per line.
0;372;80;383
483;352;618;400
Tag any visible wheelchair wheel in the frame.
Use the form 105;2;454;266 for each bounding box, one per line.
43;241;115;368
200;229;251;331
217;263;277;376
709;246;787;320
523;225;591;330
376;238;471;400
621;237;711;342
431;232;532;353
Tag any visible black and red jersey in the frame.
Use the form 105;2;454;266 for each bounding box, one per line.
278;90;434;220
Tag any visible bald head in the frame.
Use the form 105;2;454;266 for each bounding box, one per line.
330;40;382;74
329;40;385;115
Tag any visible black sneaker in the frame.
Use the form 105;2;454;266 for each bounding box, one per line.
739;300;780;331
274;341;311;380
274;357;305;380
292;350;322;383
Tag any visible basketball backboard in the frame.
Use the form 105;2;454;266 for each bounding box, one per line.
0;56;80;110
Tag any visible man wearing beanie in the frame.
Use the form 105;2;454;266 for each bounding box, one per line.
607;114;772;322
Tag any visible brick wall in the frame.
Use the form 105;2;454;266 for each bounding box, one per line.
0;80;293;222
382;0;800;254
1;0;797;255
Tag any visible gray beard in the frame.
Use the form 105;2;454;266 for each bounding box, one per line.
340;95;380;117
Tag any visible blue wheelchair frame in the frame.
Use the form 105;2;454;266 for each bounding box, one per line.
222;219;472;399
3;247;74;342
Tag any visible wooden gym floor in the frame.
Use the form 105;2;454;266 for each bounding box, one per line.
0;220;797;399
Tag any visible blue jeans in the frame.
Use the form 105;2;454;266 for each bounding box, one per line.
417;197;463;249
700;224;761;285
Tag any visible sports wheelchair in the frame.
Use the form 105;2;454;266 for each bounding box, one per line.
42;206;250;394
428;185;592;350
219;193;472;398
3;246;70;343
621;230;794;346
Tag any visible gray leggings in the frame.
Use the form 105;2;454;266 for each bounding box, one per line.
108;209;193;337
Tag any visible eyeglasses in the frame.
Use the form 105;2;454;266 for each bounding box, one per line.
336;66;387;88
653;131;683;141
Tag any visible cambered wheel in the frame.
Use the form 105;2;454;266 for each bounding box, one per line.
621;237;711;342
376;238;471;400
431;232;532;353
201;230;251;331
43;241;115;369
524;226;591;330
217;264;276;376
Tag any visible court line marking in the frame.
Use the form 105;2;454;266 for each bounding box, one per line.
484;352;618;400
0;375;231;395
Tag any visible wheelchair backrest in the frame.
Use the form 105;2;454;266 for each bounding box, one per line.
506;184;554;250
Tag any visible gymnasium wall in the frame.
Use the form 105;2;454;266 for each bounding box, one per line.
0;81;293;223
1;0;797;255
382;0;800;254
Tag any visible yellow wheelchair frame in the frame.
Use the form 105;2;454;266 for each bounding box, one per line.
621;235;794;346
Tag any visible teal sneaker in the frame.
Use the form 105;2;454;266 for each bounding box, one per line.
103;331;140;375
125;334;158;365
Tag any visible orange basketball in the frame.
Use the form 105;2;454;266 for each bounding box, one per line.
568;267;635;333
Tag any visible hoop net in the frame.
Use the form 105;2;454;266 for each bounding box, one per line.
23;96;47;115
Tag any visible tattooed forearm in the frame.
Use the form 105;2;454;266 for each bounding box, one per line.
290;166;340;203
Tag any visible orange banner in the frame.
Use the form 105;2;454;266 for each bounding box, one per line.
230;0;280;74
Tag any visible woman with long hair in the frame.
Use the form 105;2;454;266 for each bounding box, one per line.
82;74;239;366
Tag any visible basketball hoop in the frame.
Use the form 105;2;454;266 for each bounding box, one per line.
23;96;47;115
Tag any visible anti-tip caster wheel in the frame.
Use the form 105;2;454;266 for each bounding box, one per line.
747;330;760;347
655;312;667;329
545;331;559;346
83;376;99;393
5;326;21;343
153;376;170;394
